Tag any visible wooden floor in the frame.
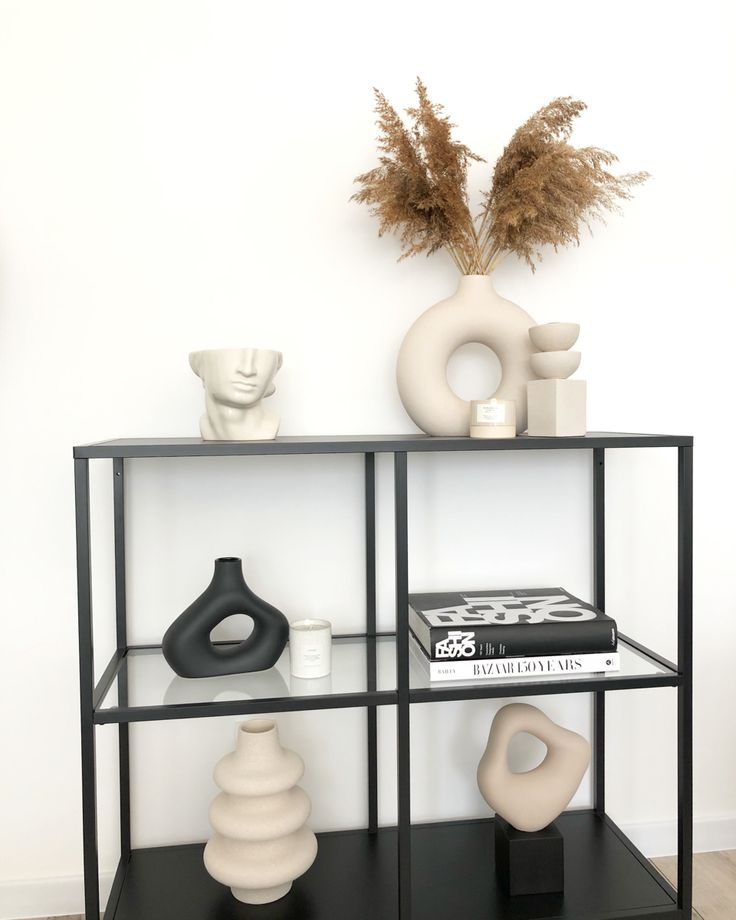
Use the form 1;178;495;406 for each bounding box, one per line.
23;850;736;920
652;850;736;920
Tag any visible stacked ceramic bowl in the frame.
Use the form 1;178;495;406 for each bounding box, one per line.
529;323;580;379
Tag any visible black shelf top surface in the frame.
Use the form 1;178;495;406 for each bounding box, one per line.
108;812;678;920
74;431;692;458
93;634;679;724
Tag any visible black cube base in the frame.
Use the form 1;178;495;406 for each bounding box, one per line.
494;816;564;896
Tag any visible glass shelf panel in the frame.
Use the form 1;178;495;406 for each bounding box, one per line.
96;634;678;720
98;635;397;715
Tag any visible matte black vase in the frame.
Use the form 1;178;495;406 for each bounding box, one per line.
162;557;289;678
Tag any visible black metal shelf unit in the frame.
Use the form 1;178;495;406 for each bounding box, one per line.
74;432;693;920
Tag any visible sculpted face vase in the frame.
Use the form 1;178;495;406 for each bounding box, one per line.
190;347;283;441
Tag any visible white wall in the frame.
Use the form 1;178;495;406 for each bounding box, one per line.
1;0;735;915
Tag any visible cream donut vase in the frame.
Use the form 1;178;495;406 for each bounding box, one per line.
396;275;537;436
203;719;318;904
477;703;590;833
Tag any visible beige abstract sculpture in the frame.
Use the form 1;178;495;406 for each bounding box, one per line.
203;719;318;904
477;703;590;833
190;348;283;440
527;323;586;437
396;275;536;436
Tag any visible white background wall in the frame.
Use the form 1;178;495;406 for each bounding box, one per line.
1;0;735;916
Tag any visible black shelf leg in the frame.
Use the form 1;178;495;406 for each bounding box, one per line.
677;445;693;914
593;448;606;816
113;458;132;861
365;453;378;834
75;458;100;920
394;452;411;919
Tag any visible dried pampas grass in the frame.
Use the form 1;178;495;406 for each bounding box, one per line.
352;80;484;274
480;97;649;270
353;83;649;274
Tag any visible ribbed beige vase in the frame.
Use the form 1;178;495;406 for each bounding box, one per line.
203;719;318;904
396;275;537;436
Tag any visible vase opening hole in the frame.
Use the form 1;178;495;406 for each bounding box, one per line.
217;556;240;563
446;343;503;402
507;731;548;774
242;719;276;734
209;614;254;644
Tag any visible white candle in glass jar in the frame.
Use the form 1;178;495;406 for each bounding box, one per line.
289;619;332;678
469;398;516;438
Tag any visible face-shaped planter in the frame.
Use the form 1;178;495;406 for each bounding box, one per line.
190;347;283;440
477;702;590;833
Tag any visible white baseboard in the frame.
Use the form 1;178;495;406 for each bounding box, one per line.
0;871;113;920
2;817;735;919
621;814;736;858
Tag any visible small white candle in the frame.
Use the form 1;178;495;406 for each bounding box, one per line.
289;619;332;679
290;673;333;697
469;398;516;439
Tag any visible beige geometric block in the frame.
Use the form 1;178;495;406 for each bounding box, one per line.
527;378;587;437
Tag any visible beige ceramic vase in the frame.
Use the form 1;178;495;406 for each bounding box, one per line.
203;719;318;904
477;703;590;833
396;275;537;435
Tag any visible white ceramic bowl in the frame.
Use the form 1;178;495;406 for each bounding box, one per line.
530;350;581;380
529;322;580;353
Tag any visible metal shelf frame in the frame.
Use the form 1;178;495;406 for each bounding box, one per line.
74;432;693;920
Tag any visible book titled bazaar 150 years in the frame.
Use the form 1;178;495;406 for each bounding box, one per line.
409;634;620;682
408;588;617;661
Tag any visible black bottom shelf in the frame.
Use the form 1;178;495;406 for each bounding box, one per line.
109;811;681;920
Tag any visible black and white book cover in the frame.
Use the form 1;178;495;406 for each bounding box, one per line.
408;587;617;661
408;633;621;682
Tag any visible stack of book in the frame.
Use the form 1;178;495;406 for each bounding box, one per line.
409;587;619;682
